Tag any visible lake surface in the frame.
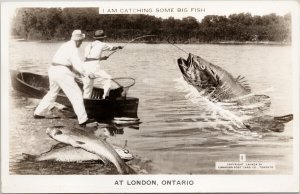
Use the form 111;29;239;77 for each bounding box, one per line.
8;40;294;174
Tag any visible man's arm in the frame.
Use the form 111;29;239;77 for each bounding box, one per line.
100;44;123;61
111;46;123;51
70;49;85;75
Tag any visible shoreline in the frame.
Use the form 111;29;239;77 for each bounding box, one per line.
11;38;291;46
210;41;290;46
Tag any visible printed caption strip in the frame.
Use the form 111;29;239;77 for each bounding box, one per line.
216;154;276;170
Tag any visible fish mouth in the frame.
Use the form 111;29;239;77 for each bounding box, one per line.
177;53;193;76
177;58;188;75
113;147;134;161
177;53;219;87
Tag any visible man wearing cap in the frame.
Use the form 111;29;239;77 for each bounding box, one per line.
34;29;94;127
82;29;123;99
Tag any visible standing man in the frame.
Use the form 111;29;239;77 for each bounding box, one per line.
34;29;94;127
82;29;123;99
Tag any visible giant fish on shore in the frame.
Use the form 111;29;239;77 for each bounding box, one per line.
25;142;134;163
45;127;135;174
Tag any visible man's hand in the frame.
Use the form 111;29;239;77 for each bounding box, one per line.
88;73;97;79
101;56;109;60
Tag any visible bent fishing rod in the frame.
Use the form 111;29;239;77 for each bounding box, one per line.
85;32;158;56
107;34;158;57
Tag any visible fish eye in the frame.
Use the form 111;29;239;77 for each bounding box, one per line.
200;64;206;70
54;130;63;135
194;59;205;70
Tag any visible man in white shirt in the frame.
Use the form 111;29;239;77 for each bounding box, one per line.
34;29;94;127
82;30;123;99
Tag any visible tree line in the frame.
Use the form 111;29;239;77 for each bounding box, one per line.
11;8;291;43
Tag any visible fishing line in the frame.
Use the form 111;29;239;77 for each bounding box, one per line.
168;41;189;54
166;37;189;54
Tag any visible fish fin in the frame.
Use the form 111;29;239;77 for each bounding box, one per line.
123;140;128;148
236;75;251;92
52;125;65;129
76;141;86;145
51;143;68;150
22;153;36;161
236;75;246;81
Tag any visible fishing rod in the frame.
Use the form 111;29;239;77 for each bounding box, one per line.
107;34;158;57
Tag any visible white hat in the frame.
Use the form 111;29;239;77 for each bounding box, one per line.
71;29;85;40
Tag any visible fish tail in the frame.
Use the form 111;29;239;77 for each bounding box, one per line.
274;114;293;123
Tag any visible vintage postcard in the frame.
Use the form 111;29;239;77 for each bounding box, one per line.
1;0;299;193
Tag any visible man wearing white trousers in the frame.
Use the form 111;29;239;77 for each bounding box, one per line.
34;29;94;127
82;30;123;99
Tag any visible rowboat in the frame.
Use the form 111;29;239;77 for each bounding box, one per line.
10;70;139;120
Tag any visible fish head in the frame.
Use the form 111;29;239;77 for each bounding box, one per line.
113;146;134;161
177;53;219;87
46;127;63;137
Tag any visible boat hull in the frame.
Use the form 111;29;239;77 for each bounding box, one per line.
10;70;139;120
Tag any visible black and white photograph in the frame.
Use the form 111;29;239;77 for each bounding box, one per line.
1;1;299;193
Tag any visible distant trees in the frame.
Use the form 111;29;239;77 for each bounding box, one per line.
12;8;64;40
11;8;291;43
198;13;291;42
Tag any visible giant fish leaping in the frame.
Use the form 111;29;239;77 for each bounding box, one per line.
177;53;293;131
177;53;265;104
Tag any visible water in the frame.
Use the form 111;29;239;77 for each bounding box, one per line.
8;40;293;174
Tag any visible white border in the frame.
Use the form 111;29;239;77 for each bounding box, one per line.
1;1;299;193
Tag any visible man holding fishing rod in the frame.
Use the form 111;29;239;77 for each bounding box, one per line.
82;30;123;99
82;31;157;99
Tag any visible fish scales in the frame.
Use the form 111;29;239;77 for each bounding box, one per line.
178;53;255;105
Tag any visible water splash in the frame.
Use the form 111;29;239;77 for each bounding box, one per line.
174;77;264;138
